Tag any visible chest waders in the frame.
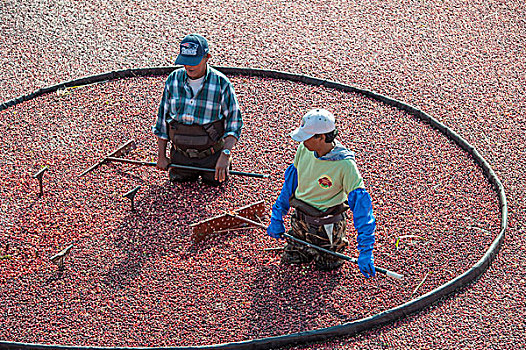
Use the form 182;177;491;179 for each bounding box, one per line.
168;119;226;185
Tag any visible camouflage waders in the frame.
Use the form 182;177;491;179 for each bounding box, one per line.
282;210;348;271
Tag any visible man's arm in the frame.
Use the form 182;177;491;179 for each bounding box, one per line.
220;78;243;141
347;188;376;278
214;135;237;182
156;137;169;170
267;164;298;238
152;75;174;170
215;77;243;182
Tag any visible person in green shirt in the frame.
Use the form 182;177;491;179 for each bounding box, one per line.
267;108;376;276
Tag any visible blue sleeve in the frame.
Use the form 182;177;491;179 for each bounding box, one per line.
271;164;298;221
347;188;376;252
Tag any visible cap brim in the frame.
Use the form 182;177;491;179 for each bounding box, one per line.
289;128;314;142
175;54;204;66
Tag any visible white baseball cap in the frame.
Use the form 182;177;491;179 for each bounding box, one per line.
289;108;336;142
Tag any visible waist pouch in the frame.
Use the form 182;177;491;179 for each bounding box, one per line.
169;119;225;151
290;196;349;225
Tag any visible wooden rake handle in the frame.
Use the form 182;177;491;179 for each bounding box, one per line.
105;157;269;179
228;213;404;280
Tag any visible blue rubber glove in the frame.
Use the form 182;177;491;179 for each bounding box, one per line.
267;218;285;238
267;164;298;240
358;249;376;278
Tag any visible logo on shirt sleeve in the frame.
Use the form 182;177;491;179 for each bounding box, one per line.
318;175;333;189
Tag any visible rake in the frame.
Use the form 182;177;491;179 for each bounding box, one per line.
79;139;269;179
192;207;404;280
190;201;266;242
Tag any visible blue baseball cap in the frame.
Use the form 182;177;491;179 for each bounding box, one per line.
174;34;209;66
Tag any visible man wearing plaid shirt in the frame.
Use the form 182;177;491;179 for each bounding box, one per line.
153;34;242;186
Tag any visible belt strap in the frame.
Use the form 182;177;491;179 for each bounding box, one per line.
176;140;224;159
297;211;345;226
290;196;349;217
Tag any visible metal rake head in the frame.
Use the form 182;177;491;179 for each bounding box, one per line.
78;139;137;177
190;201;266;243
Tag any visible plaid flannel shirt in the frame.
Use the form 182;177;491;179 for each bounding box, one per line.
152;66;242;140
